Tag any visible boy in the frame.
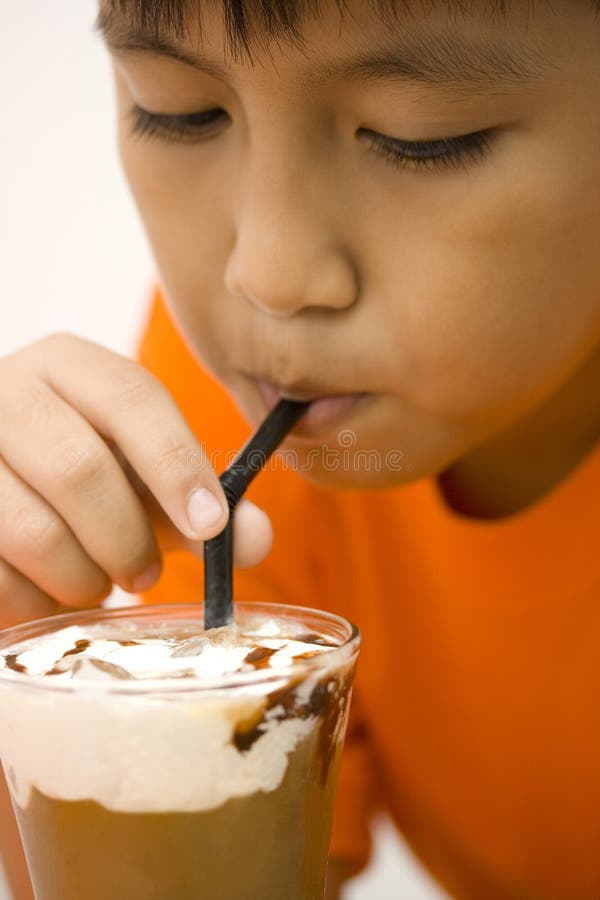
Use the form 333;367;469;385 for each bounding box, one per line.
1;0;600;896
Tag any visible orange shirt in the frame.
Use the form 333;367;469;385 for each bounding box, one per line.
137;290;600;900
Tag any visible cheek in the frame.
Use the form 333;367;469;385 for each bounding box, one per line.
119;128;236;336
369;153;600;427
119;135;242;385
120;138;230;270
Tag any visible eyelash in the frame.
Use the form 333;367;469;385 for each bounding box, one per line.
362;128;492;171
129;105;493;173
130;106;227;142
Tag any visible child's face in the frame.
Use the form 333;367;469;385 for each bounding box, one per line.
102;1;600;488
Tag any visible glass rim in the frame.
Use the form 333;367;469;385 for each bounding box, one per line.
0;601;361;696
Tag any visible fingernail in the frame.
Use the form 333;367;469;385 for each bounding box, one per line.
186;487;226;537
131;562;162;593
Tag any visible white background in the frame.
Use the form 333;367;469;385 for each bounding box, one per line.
0;2;446;897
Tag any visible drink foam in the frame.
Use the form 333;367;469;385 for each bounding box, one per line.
0;616;349;814
0;617;335;682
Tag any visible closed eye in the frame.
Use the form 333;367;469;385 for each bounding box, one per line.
360;127;494;172
129;104;494;174
129;106;229;142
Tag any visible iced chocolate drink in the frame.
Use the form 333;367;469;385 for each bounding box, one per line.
0;602;359;900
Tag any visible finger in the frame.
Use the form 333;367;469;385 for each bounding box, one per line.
231;499;274;568
0;456;112;608
32;334;229;540
0;557;59;628
0;377;162;593
135;484;273;570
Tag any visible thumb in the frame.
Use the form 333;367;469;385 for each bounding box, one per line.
146;493;273;569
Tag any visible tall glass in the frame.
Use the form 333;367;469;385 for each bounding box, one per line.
0;602;359;900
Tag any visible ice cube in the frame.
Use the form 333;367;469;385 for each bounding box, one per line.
68;658;134;681
170;637;210;658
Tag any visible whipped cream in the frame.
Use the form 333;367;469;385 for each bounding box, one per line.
0;615;350;815
0;618;336;683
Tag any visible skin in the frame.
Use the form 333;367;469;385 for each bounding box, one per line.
2;1;600;896
106;0;600;518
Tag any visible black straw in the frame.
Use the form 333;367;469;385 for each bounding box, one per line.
203;399;310;629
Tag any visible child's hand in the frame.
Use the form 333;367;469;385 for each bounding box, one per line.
0;333;273;627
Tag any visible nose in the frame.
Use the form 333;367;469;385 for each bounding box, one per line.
224;158;359;318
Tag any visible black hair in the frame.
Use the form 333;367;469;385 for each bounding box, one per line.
107;1;393;55
106;0;600;57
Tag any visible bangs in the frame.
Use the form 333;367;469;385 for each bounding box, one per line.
103;1;518;57
104;0;600;58
105;0;349;54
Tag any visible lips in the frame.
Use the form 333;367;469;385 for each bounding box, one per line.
253;378;369;436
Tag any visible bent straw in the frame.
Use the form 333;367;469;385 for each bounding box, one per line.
204;399;310;629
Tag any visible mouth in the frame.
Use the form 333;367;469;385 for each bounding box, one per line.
251;377;371;437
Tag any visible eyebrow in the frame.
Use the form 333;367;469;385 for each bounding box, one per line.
96;12;548;89
96;11;230;81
